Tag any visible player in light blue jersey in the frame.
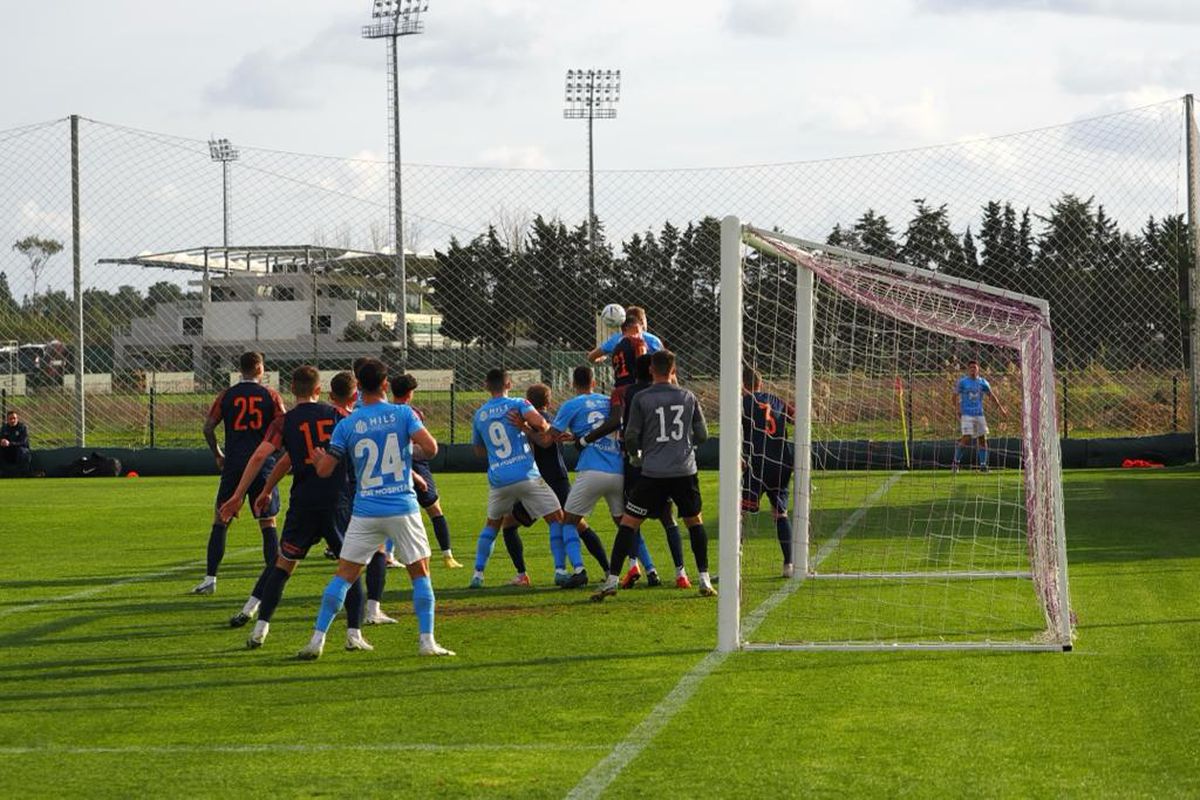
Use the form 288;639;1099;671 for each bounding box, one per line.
587;304;663;365
469;368;583;589
300;359;454;659
553;366;625;562
952;359;1007;474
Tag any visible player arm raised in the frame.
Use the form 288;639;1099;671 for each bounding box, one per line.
507;407;555;447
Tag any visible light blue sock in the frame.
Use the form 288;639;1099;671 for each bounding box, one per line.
474;526;498;573
549;523;566;570
637;536;656;573
953;445;962;465
411;575;435;635
385;537;395;556
315;575;351;633
561;523;584;570
979;447;988;467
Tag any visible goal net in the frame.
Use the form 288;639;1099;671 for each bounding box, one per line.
717;218;1073;652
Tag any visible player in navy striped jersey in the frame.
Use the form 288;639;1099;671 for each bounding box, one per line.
193;351;286;595
587;305;663;366
218;366;370;651
741;366;798;578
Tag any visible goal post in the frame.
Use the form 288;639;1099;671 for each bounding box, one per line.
718;216;1073;652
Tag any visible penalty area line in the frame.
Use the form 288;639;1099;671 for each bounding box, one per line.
565;472;904;800
0;742;609;757
0;546;260;620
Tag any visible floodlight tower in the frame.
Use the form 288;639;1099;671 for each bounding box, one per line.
363;0;428;361
208;138;239;247
563;69;621;249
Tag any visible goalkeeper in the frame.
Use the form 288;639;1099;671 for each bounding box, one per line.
952;360;1007;474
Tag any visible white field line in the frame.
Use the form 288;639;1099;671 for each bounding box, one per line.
0;742;606;757
0;547;260;620
566;473;904;800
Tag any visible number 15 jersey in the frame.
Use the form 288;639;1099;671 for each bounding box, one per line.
329;401;423;518
473;396;540;488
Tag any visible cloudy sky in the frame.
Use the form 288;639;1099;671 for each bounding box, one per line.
3;0;1197;169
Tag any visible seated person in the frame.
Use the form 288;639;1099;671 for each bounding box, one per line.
0;410;32;477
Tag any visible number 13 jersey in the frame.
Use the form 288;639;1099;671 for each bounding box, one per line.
624;383;708;478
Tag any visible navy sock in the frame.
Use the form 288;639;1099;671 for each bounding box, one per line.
502;526;526;574
260;526;279;566
249;563;272;601
258;566;291;623
579;527;610;573
688;524;709;573
608;525;638;579
366;550;387;602
431;515;452;552
205;523;227;576
663;523;685;570
776;516;793;563
344;577;364;629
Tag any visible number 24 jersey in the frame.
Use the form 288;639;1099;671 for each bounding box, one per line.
329;401;423;518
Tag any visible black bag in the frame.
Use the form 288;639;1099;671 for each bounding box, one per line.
65;452;123;478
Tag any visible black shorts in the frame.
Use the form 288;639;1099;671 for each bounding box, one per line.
512;476;571;527
216;467;281;519
625;474;702;520
413;460;439;508
741;466;792;515
279;506;342;561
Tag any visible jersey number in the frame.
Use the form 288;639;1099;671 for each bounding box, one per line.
654;405;686;443
231;396;264;431
488;421;513;459
612;351;629;379
354;433;406;489
757;402;777;436
298;419;334;464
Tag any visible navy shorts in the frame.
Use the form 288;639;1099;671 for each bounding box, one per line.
512;476;571;527
216;465;281;519
279;506;341;561
413;460;439;508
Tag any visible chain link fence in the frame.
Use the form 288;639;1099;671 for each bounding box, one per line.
0;100;1194;450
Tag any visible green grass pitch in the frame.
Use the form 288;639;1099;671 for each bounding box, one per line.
0;468;1197;797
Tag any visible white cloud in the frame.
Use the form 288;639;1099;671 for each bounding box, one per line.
20;200;95;238
1058;50;1200;95
802;88;947;140
725;0;804;36
917;0;1200;23
477;145;553;169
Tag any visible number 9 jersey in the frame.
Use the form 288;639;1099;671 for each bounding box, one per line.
328;401;424;517
472;396;540;488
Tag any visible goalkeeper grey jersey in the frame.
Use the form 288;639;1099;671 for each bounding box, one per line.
625;382;708;478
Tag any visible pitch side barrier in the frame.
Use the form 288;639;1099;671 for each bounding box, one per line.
22;433;1194;477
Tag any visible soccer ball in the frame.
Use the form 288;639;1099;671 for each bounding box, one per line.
600;303;626;327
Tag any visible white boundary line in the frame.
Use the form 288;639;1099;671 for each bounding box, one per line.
0;546;259;620
0;742;606;757
566;474;903;800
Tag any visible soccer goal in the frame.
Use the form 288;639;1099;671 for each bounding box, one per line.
717;217;1073;652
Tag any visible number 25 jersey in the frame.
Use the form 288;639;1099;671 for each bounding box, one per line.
207;380;286;472
329;401;423;518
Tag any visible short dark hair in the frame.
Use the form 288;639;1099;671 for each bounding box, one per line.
526;383;550;410
391;372;418;399
967;359;980;367
572;365;593;389
620;317;639;333
239;351;263;375
357;358;388;393
626;305;647;324
485;368;507;392
742;365;762;392
635;353;653;383
650;349;675;378
329;371;355;401
291;365;320;397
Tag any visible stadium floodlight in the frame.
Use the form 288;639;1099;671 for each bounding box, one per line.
208;138;239;248
563;68;621;249
363;1;429;365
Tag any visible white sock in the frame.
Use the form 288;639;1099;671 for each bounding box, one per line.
347;627;362;640
473;569;485;580
442;549;453;556
241;597;260;616
205;575;217;583
366;599;382;617
308;630;326;648
677;566;687;578
573;566;585;575
699;571;712;585
604;574;619;588
419;632;434;647
251;620;269;637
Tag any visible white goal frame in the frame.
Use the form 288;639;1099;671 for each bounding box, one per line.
717;216;1073;653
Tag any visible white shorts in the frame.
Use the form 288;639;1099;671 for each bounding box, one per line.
487;478;561;521
564;470;625;519
340;512;430;566
960;415;989;437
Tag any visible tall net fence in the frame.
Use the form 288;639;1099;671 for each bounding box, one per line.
0;101;1194;450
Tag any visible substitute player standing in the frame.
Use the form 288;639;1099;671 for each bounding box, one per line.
741;366;798;578
593;350;716;600
300;359;454;659
193;351;286;595
952;359;1007;474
